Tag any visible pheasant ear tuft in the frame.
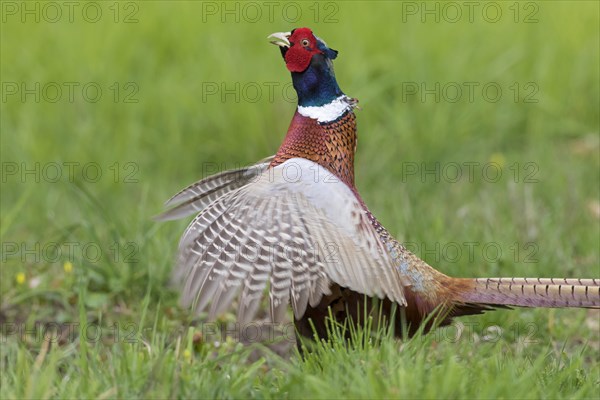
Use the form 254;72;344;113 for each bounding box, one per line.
315;36;338;60
325;48;338;60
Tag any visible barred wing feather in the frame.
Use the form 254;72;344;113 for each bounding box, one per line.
172;158;407;323
157;156;275;221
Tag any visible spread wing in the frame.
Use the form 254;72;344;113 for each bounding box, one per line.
165;158;407;324
156;156;275;221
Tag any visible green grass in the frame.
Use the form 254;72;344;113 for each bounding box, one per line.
1;1;599;398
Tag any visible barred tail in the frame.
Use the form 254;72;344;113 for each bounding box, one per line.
455;278;600;308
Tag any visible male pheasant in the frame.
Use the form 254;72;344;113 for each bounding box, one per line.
160;28;600;343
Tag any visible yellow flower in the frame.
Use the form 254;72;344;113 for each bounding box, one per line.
63;261;73;274
183;349;192;360
489;152;506;169
16;272;26;285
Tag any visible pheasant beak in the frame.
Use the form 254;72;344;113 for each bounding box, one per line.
267;31;291;48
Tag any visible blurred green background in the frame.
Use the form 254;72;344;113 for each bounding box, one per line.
1;1;599;398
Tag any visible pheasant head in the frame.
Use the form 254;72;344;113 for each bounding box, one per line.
269;28;342;105
268;28;359;188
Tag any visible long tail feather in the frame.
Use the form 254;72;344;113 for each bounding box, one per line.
455;277;600;308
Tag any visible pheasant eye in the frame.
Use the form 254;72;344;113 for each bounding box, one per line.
301;39;310;47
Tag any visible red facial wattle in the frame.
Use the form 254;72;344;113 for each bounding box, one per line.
284;28;323;73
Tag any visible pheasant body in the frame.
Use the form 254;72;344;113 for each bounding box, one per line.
160;27;600;344
270;110;357;188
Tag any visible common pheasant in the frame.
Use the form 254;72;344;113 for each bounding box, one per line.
160;28;600;344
